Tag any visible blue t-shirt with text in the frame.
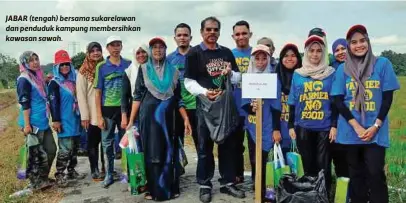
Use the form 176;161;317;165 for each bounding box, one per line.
287;72;334;131
232;47;252;116
330;57;400;147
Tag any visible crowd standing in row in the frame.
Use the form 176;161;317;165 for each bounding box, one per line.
16;16;400;203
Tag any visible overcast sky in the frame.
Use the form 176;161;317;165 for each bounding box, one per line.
1;0;406;64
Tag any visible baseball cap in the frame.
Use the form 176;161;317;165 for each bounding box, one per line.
251;44;271;56
308;27;326;38
54;50;71;64
305;35;325;47
106;36;122;46
149;37;167;48
346;24;368;40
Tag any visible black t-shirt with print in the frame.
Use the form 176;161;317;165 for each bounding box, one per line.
184;44;239;90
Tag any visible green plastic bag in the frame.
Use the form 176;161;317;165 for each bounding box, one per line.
266;143;290;188
335;177;350;203
127;148;146;195
121;147;128;183
17;144;28;179
286;140;304;178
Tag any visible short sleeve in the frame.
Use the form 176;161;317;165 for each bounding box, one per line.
287;73;297;105
271;78;282;111
330;64;346;96
381;58;400;92
94;62;104;89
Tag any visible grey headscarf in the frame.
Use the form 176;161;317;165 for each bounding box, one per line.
344;32;377;122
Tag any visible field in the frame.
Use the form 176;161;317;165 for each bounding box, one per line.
0;77;405;202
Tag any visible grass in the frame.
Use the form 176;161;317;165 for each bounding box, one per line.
0;91;63;203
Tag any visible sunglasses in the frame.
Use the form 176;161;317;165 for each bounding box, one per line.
205;27;219;32
136;50;146;55
60;62;70;67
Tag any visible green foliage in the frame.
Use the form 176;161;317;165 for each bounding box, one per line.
0;53;19;88
381;50;406;76
71;52;86;69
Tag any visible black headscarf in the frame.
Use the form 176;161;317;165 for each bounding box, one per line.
276;43;302;95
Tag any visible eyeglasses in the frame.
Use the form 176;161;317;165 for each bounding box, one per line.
60;63;70;67
136;50;146;55
205;27;219;32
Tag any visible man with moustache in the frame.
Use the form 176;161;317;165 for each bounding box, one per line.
167;23;198;151
94;36;131;188
230;20;252;184
184;16;246;203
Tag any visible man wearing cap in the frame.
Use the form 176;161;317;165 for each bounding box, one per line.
167;23;198;151
48;50;85;187
230;20;252;184
94;36;131;188
184;16;245;203
257;37;278;73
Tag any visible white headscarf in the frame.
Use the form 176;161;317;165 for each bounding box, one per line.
247;44;272;73
125;44;149;94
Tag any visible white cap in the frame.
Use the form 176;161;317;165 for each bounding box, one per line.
106;36;122;46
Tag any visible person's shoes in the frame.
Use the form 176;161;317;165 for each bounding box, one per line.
67;169;86;180
220;184;246;199
199;188;212;203
235;176;244;185
77;149;88;157
101;174;114;188
55;175;68;188
91;170;104;182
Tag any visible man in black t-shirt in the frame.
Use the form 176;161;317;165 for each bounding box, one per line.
184;16;246;203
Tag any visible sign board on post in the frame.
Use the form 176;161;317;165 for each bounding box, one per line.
242;73;278;99
242;73;278;203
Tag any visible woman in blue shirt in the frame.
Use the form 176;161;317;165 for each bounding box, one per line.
330;38;347;69
287;35;337;193
331;24;400;203
241;44;281;203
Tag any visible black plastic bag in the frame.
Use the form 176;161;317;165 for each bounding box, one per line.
197;74;239;144
276;170;329;203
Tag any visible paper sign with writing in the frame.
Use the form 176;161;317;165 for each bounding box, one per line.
242;73;277;99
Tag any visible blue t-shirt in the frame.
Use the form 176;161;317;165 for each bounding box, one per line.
232;47;252;116
287;72;335;131
94;56;131;106
280;91;291;148
242;95;281;152
330;57;400;147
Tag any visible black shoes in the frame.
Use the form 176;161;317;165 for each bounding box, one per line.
199;188;212;203
220;184;246;199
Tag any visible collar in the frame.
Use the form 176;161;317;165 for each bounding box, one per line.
175;46;192;55
106;55;123;66
200;42;220;51
235;46;252;53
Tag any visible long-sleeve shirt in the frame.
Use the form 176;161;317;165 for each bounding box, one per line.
76;72;99;126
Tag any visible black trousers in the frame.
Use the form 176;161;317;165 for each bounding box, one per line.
347;144;388;203
234;116;246;179
196;108;236;188
295;126;332;193
87;124;105;173
247;132;268;199
330;143;349;178
175;109;198;151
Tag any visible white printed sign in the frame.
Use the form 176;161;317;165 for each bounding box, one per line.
242;73;277;99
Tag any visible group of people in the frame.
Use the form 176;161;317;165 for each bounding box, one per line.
16;16;399;203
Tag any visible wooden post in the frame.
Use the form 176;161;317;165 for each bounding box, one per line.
255;98;263;203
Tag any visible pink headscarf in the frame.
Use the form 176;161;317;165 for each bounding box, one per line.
19;51;46;98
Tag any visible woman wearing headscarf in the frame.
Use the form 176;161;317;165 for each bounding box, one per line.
127;37;192;201
331;25;400;203
241;44;281;203
77;42;106;181
120;44;149;129
276;43;302;157
330;38;347;69
287;35;337;193
330;38;350;180
17;51;57;190
48;50;85;187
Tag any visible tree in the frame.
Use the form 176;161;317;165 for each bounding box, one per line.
71;52;86;70
381;50;406;76
0;53;19;88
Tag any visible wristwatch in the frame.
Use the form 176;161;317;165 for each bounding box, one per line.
373;123;381;130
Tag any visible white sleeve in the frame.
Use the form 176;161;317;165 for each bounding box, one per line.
230;71;241;84
184;78;208;96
